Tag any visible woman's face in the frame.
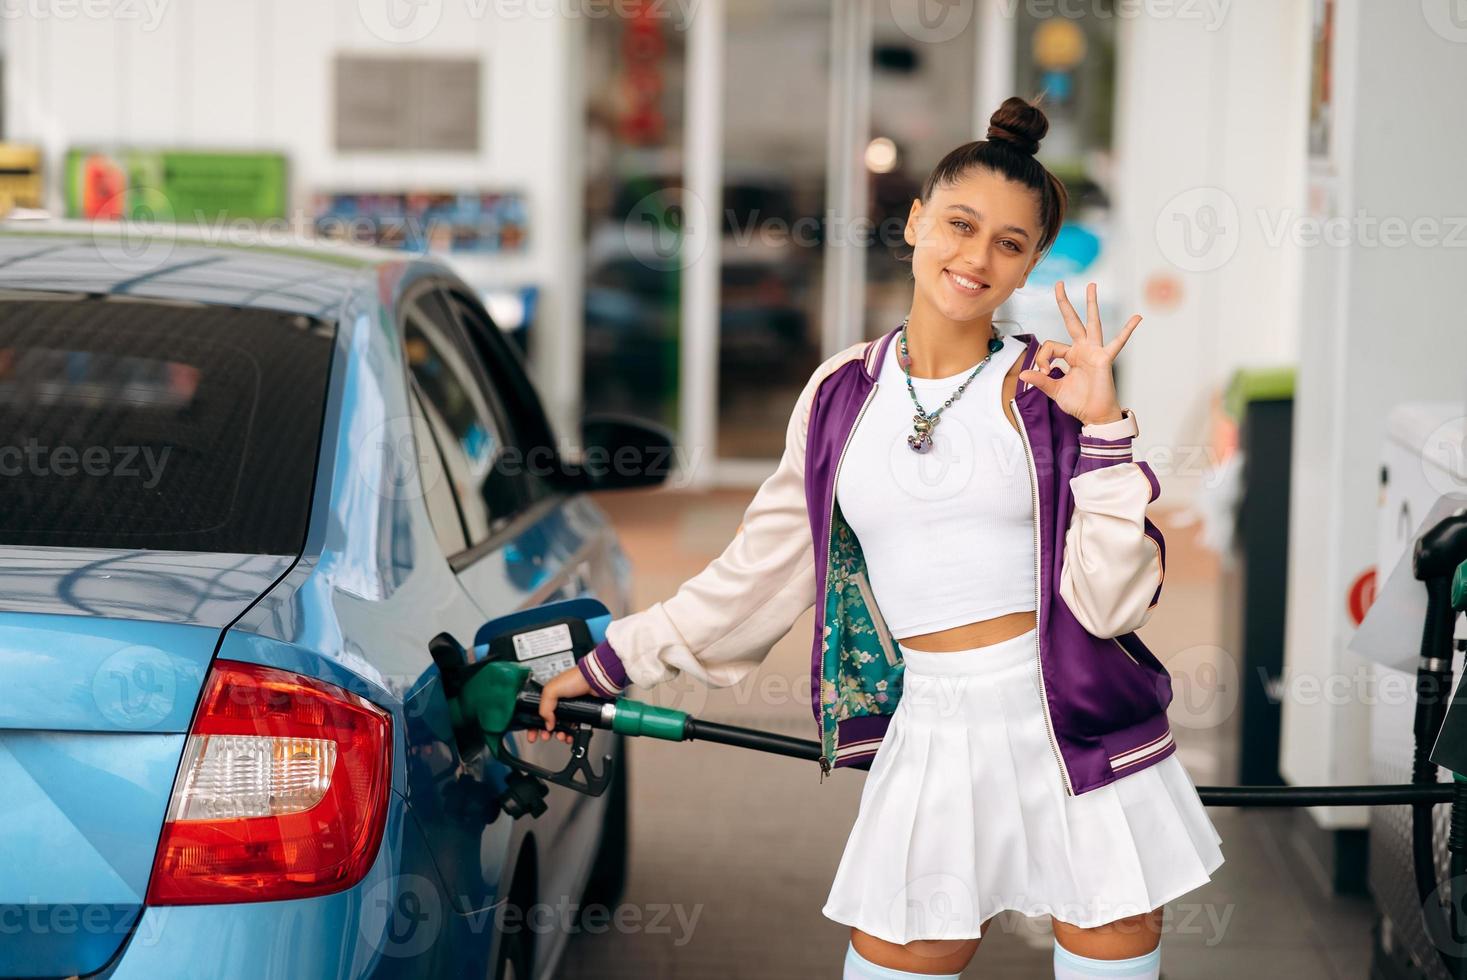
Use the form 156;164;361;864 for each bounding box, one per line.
903;167;1044;323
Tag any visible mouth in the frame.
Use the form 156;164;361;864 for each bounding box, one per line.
944;269;990;296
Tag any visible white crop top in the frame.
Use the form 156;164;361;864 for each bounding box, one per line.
834;332;1037;639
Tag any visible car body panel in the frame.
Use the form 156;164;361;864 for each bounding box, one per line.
0;231;370;319
0;552;294;976
0;551;292;732
91;803;482;979
0;730;183;976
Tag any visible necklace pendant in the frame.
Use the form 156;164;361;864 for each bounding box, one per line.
898;318;1001;457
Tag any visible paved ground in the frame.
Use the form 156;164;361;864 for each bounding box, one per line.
554;488;1377;978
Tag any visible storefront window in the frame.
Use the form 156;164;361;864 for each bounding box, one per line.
581;4;690;434
715;1;830;459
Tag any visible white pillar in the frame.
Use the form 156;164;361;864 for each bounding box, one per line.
974;0;1016;137
1110;0;1309;506
821;0;873;356
676;0;725;490
538;11;588;459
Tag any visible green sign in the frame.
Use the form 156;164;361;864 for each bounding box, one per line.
64;149;287;222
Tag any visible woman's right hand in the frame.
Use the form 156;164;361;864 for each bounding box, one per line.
527;663;597;744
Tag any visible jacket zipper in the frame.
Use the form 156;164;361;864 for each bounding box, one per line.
1013;395;1075;797
818;379;879;782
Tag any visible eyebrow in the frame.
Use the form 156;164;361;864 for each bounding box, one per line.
946;204;1032;239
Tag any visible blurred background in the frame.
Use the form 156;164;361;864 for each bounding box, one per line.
4;0;1467;976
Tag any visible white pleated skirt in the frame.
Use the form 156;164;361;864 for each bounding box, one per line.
821;626;1225;946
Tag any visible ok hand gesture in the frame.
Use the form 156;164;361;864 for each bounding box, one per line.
1017;281;1141;427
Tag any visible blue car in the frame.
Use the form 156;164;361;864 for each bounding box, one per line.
0;226;666;979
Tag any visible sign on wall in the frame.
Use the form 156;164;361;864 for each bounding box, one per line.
0;145;44;211
64;149;287;221
312;191;527;253
334;56;481;152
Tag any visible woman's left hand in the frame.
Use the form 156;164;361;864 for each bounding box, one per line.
1017;281;1142;426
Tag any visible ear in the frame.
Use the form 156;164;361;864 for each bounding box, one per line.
903;198;923;248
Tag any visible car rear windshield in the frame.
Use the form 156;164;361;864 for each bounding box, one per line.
0;292;335;554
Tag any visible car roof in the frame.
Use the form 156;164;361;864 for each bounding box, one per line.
0;219;416;319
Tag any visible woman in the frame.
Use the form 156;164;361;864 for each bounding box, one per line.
533;96;1224;979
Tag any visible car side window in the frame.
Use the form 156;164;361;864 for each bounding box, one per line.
444;290;560;503
402;289;521;545
408;385;469;557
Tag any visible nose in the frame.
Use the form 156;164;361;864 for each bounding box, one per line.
955;255;989;279
957;247;990;275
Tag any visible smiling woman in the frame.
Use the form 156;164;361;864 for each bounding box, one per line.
816;95;1218;980
543;94;1219;980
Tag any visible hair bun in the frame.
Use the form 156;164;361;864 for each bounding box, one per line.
985;96;1048;156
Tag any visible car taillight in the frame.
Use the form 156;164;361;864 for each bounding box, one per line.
146;660;392;905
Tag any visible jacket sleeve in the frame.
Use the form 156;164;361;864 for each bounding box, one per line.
575;362;828;697
1057;410;1166;640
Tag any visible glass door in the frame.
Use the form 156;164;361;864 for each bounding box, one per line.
864;0;981;340
714;0;833;462
580;3;691;434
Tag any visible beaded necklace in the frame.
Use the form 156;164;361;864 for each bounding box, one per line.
898;317;1005;454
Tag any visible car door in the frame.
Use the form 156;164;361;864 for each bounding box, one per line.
400;281;624;905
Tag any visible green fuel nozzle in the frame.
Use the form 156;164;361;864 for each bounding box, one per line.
446;654;693;746
428;624;704;819
428;599;825;819
428;598;833;821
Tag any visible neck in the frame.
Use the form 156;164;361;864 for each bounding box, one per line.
902;298;997;380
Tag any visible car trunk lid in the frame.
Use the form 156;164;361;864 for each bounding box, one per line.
0;548;291;978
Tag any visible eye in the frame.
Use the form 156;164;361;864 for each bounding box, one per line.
1000;240;1022;252
950;219;972;234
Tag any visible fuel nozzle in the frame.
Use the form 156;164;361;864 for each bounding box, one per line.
428;627;616;813
429;597;828;819
1413;505;1467;581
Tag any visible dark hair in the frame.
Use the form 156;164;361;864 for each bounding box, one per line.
915;95;1069;258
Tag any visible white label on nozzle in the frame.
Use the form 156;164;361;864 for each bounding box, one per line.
513;623;574;662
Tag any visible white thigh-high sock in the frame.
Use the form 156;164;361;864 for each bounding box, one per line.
844;940;963;979
1053;939;1161;978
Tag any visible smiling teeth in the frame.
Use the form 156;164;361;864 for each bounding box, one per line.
951;272;984;290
